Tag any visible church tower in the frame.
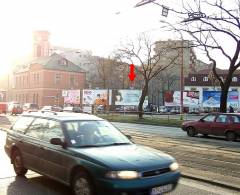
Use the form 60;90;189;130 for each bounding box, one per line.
33;31;50;58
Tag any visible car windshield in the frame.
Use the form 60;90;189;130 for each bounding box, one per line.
64;120;131;147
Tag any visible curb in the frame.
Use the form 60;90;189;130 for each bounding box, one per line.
181;173;240;192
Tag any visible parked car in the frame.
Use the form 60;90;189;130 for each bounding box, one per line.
5;112;180;195
181;113;240;141
159;106;168;113
170;107;180;114
0;102;7;114
8;102;23;115
23;103;39;112
63;106;82;113
188;106;200;114
41;106;63;112
115;105;124;112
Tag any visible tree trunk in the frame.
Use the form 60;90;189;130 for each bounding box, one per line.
220;78;232;113
220;87;228;113
138;81;149;119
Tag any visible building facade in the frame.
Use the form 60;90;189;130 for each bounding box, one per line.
11;53;86;108
149;40;197;106
184;68;240;106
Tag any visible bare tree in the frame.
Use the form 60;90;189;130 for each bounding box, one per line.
159;0;240;112
118;34;179;118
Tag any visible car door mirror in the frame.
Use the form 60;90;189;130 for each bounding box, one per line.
199;118;204;122
50;138;65;147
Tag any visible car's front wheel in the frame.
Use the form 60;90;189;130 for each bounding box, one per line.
72;171;94;195
226;131;236;141
186;126;197;137
12;149;28;176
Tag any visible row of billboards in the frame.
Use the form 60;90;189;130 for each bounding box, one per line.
62;89;239;108
62;89;148;106
165;91;239;108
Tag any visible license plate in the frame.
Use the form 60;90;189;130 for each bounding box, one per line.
150;184;173;195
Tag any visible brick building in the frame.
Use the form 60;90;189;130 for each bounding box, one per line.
11;53;85;108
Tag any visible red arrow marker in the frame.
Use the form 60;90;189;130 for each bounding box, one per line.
128;64;136;81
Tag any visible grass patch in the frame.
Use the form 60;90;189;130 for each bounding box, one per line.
97;114;182;127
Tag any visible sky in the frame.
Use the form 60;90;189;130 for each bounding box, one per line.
0;0;237;75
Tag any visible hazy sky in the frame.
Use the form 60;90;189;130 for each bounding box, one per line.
0;0;237;74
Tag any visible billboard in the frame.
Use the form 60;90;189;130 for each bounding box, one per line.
164;91;199;107
114;90;148;106
63;90;80;104
202;91;239;108
82;89;112;105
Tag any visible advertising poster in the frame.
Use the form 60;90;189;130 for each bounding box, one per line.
202;91;238;108
114;90;148;106
164;91;199;107
82;89;112;105
64;90;80;104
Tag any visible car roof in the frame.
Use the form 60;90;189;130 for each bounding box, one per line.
22;111;104;121
207;112;240;115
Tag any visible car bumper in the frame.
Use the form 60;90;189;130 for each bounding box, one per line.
181;125;186;131
96;171;180;195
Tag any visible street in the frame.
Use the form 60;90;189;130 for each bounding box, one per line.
0;115;239;194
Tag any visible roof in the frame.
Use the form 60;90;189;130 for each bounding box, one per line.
15;53;86;73
193;68;240;75
22;112;104;121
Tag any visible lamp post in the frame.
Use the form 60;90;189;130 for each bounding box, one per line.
180;40;184;120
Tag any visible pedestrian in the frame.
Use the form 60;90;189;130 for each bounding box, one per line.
229;105;234;113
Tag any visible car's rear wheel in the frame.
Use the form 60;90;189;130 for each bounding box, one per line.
226;131;236;141
187;127;197;137
12;149;28;176
72;171;94;195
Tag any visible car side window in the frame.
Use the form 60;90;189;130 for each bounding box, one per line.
11;117;34;133
230;115;240;123
216;115;227;123
25;118;49;139
42;120;64;142
203;114;216;122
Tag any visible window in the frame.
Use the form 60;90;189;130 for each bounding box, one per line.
232;77;237;82
55;73;61;84
12;117;34;133
70;75;74;86
59;58;68;66
26;118;49;139
231;88;238;91
42;120;64;142
229;115;240;123
203;77;208;82
203;114;216;122
191;77;196;82
216;115;227;123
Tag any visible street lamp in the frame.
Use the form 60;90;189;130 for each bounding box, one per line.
162;6;169;17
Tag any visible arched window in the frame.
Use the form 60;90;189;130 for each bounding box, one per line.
232;77;237;82
191;77;196;81
203;77;208;82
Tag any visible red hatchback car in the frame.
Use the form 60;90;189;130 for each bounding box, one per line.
181;113;240;141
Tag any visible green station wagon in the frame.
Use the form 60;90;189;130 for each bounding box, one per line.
4;112;180;195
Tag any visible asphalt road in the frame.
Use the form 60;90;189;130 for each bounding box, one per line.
0;131;238;195
0;114;239;194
